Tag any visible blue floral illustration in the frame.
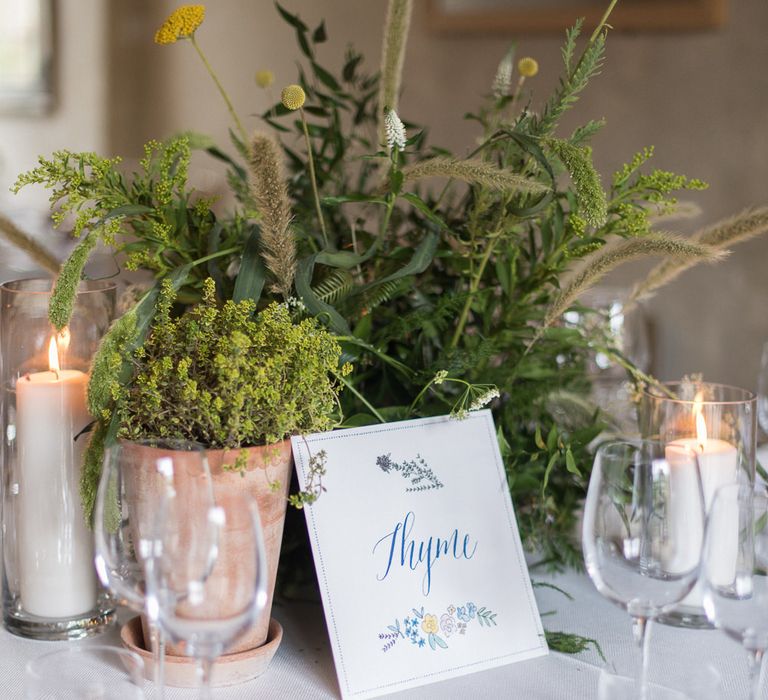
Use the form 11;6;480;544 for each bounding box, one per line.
378;601;497;652
376;453;444;492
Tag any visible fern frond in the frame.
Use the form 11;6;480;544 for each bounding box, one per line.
569;119;606;147
380;292;468;344
534;31;605;137
312;268;355;305
358;278;411;314
402;157;548;194
545;139;606;227
443;338;498;377
561;18;583;74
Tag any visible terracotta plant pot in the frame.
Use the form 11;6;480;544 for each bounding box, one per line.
122;439;293;658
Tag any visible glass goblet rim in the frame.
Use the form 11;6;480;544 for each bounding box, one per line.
642;381;755;407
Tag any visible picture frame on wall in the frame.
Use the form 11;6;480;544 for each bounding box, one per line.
426;0;728;34
0;0;55;116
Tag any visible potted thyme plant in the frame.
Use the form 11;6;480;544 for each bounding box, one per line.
6;0;768;656
98;278;348;654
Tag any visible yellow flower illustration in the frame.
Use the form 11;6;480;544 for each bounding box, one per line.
421;613;439;635
154;4;206;45
255;70;275;89
517;57;539;78
281;84;306;111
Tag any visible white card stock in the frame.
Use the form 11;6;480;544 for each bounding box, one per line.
292;411;547;699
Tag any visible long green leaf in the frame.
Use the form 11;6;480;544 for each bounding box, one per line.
360;231;438;292
316;241;379;269
336;336;414;377
322;194;388;206
233;228;266;304
312;61;341;92
275;2;308;31
130;264;193;354
400;193;450;231
104;204;154;219
205;146;247;180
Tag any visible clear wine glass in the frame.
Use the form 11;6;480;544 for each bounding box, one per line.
146;490;268;700
25;645;146;699
757;342;768;437
583;440;706;699
94;438;213;697
702;484;768;700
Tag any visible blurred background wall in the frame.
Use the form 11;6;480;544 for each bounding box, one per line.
1;0;767;390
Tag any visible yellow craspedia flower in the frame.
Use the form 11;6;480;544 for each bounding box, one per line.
281;84;306;111
517;57;539;78
255;70;275;89
154;4;206;45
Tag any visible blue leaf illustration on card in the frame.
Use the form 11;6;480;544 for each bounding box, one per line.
376;453;444;492
378;601;497;652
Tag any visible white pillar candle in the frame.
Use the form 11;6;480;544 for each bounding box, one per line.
664;437;738;605
15;354;97;618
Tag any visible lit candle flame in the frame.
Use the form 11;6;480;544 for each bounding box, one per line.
48;336;60;375
693;391;707;450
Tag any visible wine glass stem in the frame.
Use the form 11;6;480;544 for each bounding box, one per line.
156;627;166;700
198;655;215;700
747;648;764;700
631;615;651;699
147;620;166;699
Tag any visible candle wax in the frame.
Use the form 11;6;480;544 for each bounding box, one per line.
16;368;97;618
665;438;738;606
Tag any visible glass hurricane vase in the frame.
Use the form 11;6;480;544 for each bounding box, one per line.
0;279;116;639
639;380;756;628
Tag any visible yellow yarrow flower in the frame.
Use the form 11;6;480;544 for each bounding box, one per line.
154;4;206;45
255;70;275;89
517;57;539;78
281;84;306;111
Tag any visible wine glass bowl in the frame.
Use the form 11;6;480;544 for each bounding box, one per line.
25;645;146;699
146;490;268;699
583;440;706;697
584;441;704;617
702;485;768;699
757;342;768;437
93;438;213;696
94;439;213;611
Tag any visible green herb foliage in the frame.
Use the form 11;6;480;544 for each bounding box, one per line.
117;278;350;452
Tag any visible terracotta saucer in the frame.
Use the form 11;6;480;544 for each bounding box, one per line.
120;616;283;688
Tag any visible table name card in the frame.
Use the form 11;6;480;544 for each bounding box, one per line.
292;411;547;699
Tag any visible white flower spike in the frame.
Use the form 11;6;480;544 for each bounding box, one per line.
384;109;407;151
492;48;514;99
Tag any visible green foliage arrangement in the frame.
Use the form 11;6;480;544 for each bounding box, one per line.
9;1;768;580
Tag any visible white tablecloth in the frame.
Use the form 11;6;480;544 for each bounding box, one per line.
8;441;768;698
0;568;760;699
